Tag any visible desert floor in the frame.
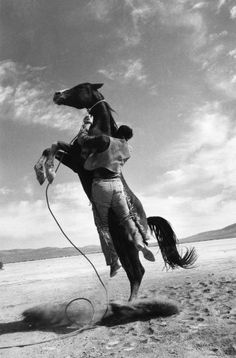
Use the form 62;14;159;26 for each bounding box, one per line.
0;238;235;358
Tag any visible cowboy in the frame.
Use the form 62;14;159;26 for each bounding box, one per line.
77;116;155;278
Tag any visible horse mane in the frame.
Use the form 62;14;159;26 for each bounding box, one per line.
97;91;118;137
104;102;118;137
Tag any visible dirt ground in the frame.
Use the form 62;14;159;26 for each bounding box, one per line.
0;238;235;358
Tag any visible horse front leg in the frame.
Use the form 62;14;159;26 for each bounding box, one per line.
44;143;59;184
44;141;72;183
34;148;51;185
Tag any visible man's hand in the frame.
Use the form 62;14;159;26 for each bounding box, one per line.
83;115;93;125
77;115;93;145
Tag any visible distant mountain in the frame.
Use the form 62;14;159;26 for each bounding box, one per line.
181;223;236;243
0;245;101;264
1;223;235;264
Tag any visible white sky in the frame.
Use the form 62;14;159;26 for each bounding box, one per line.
0;0;236;249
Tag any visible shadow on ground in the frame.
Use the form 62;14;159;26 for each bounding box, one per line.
0;319;77;336
1;297;179;336
100;298;179;326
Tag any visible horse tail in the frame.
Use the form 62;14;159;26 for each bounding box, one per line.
147;216;197;269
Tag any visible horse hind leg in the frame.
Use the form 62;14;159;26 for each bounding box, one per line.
118;243;145;302
129;270;144;302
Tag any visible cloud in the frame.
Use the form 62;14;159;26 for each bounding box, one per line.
123;2;234;102
88;0;207;50
98;59;147;84
89;0;233;101
0;181;98;250
0;60;84;131
139;101;236;235
229;48;236;59
115;1;208;49
206;65;236;99
87;0;115;21
139;188;236;237
119;0;156;46
216;0;227;12
192;2;208;10
230;6;236;19
180;5;236;99
169;102;236;190
0;187;13;195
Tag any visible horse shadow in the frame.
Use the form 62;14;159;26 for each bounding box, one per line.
0;298;179;339
99;298;179;327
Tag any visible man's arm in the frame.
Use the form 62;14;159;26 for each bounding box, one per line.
77;116;109;153
77;115;93;145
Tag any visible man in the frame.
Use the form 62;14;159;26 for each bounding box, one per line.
77;116;155;277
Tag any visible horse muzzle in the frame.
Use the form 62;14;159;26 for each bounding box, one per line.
53;91;66;105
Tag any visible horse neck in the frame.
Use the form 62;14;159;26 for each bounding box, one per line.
90;103;112;136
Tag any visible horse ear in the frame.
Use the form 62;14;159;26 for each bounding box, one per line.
92;83;103;90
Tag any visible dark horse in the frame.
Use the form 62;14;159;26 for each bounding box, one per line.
48;82;196;301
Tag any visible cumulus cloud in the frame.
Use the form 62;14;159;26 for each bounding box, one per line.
0;60;84;131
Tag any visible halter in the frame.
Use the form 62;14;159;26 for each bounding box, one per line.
87;99;106;114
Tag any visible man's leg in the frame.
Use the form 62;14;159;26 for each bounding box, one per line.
112;180;155;262
91;181;121;277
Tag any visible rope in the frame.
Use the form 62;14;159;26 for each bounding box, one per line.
0;325;97;350
45;175;110;322
44;152;110;323
87;99;106;113
0;138;110;350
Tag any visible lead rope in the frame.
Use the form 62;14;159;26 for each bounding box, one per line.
87;99;106;113
0;134;109;350
45;139;110;325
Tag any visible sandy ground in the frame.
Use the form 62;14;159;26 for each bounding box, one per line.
0;238;235;358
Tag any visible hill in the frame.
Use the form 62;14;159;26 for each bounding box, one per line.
181;223;236;243
0;245;101;264
1;223;235;264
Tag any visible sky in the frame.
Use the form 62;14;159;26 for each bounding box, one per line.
0;0;236;250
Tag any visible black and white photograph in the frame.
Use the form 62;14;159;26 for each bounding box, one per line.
0;1;235;357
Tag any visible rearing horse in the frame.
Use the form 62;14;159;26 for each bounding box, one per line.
46;82;196;301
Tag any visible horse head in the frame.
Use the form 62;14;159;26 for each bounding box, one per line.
53;82;104;110
53;82;117;136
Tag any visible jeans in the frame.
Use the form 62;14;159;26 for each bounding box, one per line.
92;178;144;265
